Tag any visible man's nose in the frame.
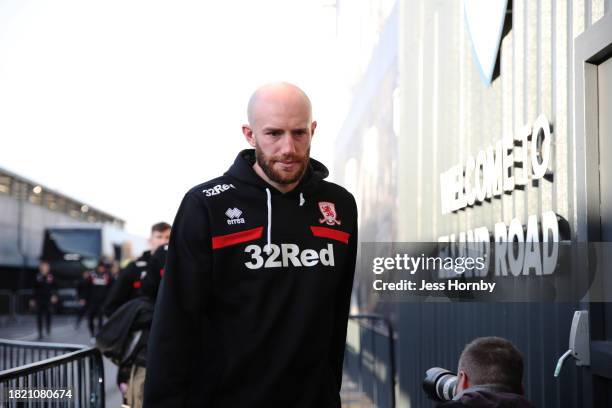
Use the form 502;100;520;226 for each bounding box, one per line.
279;134;298;155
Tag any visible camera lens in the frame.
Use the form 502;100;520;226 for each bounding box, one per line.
422;367;458;401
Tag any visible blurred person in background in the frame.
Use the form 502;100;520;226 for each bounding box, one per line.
109;261;121;287
87;261;111;338
141;242;168;301
121;241;134;268
99;221;170;404
104;222;171;318
30;261;58;340
75;270;90;329
121;243;169;408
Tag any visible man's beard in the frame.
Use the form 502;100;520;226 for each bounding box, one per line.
255;144;310;185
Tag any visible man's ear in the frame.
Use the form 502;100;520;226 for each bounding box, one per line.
457;370;470;393
310;120;317;138
242;124;256;147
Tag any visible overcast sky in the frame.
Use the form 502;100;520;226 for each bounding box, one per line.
0;0;350;236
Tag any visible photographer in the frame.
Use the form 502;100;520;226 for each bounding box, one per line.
438;336;534;408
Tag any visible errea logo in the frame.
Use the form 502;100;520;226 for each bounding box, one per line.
203;183;235;197
225;207;245;225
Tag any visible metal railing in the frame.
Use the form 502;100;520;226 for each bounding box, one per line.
0;339;105;407
0;290;37;326
344;313;397;408
15;289;34;316
0;289;77;323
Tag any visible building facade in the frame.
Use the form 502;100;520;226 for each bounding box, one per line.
0;167;125;289
335;0;612;406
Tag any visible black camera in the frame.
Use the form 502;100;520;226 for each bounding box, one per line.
422;367;458;401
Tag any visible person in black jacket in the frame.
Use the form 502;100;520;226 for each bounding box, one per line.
30;261;58;339
104;222;170;317
102;222;170;404
141;243;167;301
437;337;535;408
75;270;90;329
86;261;111;337
144;82;358;408
114;243;169;408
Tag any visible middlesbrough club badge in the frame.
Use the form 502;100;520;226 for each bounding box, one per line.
318;201;341;225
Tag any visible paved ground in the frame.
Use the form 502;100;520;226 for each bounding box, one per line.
0;314;122;407
341;374;376;408
1;314;374;407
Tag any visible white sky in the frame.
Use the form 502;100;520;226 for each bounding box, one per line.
0;0;349;237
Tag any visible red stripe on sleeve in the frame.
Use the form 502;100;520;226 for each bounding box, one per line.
310;226;350;244
212;226;264;249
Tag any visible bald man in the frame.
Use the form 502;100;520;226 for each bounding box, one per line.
144;83;358;407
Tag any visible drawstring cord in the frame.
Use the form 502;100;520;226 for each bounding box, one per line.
264;189;304;254
265;188;272;254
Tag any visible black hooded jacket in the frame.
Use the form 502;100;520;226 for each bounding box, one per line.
33;272;57;305
141;244;168;301
438;386;536;408
104;251;151;317
144;150;358;408
96;297;154;368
